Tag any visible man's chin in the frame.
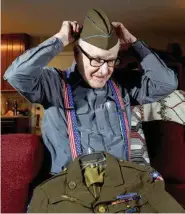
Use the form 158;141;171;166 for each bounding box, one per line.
88;79;107;89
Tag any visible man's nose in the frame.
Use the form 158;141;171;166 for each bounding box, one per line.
100;62;109;76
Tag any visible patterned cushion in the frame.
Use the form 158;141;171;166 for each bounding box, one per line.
130;106;150;165
143;90;185;125
130;90;185;166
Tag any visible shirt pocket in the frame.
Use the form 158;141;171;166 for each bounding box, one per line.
76;101;89;114
75;101;90;128
105;101;122;135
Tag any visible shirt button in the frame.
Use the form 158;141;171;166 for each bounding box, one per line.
68;181;77;190
97;205;106;213
100;126;104;130
63;167;67;172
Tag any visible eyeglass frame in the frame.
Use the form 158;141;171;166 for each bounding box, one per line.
77;45;120;67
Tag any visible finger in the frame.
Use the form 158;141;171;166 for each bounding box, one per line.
112;22;117;26
65;21;74;35
78;24;83;33
76;24;80;33
74;22;79;32
73;21;79;32
71;21;77;33
112;22;120;27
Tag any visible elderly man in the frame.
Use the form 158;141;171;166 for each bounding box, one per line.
4;9;178;174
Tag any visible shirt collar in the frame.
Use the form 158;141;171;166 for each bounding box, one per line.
66;152;123;188
69;60;77;73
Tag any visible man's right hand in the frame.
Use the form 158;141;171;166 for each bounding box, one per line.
54;21;81;47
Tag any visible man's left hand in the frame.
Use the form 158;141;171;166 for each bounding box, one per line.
112;22;137;51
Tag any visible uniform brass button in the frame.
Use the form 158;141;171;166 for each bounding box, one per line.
97;205;106;213
68;181;77;189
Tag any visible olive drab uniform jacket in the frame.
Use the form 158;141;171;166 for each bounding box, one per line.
28;153;184;213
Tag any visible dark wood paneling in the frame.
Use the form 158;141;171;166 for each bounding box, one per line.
1;34;30;91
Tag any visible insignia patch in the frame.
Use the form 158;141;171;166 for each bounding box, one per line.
111;193;141;205
151;171;164;181
126;207;138;213
116;192;138;200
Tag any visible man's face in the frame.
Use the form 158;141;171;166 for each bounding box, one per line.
75;39;120;88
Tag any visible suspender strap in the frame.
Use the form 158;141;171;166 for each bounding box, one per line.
62;71;82;160
107;80;130;161
62;70;130;161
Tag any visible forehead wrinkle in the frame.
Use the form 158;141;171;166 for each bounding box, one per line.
92;51;115;60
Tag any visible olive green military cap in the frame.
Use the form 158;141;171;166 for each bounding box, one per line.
80;9;118;50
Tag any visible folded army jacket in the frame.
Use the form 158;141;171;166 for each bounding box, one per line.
28;153;184;213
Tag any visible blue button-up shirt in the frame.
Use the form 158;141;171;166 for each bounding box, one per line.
4;37;178;173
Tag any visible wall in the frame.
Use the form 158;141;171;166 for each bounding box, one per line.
135;31;185;55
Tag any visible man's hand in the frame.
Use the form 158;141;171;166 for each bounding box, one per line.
112;22;137;51
54;21;81;47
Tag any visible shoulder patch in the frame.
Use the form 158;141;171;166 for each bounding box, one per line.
150;171;164;182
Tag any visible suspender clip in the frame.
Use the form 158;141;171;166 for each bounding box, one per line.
65;106;75;110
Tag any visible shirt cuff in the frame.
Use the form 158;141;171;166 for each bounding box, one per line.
131;40;151;60
53;36;64;50
48;36;64;55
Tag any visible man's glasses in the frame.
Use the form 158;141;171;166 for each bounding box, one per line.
77;45;120;67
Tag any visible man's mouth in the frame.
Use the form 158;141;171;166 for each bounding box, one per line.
93;75;106;79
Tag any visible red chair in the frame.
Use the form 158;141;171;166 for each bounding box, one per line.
2;123;185;212
143;121;185;207
1;134;44;213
